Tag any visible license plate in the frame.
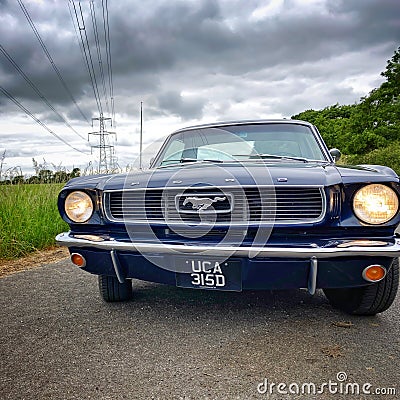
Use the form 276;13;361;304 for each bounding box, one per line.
175;258;242;291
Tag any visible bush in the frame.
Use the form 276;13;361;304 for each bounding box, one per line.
341;142;400;176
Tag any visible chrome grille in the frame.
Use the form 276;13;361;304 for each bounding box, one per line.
245;187;324;221
107;190;164;220
105;186;325;224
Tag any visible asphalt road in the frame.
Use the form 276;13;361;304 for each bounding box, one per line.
1;259;399;400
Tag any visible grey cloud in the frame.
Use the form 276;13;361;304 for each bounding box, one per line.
108;0;399;78
157;90;205;120
1;0;399;117
0;0;399;172
66;100;96;123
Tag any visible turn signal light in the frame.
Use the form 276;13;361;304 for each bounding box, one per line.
362;265;386;282
71;253;86;268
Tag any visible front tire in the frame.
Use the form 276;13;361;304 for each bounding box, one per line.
98;275;132;302
323;258;399;316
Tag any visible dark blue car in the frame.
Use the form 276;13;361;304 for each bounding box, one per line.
56;120;400;315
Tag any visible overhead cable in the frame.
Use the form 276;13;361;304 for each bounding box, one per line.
90;0;110;115
71;0;103;115
0;44;87;141
17;0;91;125
0;85;89;155
101;0;115;125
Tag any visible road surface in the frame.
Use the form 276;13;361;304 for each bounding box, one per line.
1;259;399;399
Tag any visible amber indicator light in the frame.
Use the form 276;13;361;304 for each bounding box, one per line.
363;265;386;282
71;253;86;268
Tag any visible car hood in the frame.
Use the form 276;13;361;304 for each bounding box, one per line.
64;162;398;191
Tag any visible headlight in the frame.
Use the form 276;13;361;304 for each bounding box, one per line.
353;184;399;224
65;191;94;223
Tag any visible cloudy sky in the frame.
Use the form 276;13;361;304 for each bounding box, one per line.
0;0;399;176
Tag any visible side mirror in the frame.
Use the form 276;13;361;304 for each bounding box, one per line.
329;148;341;162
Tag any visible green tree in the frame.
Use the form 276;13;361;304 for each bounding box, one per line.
345;47;400;154
38;169;53;183
293;104;355;151
27;176;40;184
292;47;400;170
70;168;81;178
12;175;25;185
53;171;69;183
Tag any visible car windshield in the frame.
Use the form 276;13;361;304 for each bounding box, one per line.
156;123;328;167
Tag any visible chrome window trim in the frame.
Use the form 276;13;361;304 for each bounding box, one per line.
151;121;331;167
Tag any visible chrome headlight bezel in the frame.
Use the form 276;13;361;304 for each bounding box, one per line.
64;191;94;223
353;184;399;225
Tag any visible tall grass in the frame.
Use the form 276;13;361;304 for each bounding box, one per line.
0;184;68;260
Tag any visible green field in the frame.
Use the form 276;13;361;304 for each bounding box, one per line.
0;184;68;260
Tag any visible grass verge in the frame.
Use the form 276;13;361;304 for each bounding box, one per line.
0;183;68;260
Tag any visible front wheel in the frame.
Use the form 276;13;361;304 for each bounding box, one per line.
323;258;399;316
98;275;132;302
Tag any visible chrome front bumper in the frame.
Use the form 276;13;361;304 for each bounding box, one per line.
56;232;400;259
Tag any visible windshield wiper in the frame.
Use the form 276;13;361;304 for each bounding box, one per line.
248;153;309;163
160;158;224;166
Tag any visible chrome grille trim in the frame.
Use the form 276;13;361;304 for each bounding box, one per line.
103;185;326;225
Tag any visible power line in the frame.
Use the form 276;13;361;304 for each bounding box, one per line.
17;0;91;125
71;0;103;115
0;44;87;141
89;0;110;115
68;0;89;86
101;0;115;126
0;85;89;155
68;0;117;171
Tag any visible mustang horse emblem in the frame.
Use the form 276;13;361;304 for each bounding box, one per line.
183;196;226;211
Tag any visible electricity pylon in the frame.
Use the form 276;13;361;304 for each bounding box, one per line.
88;113;116;173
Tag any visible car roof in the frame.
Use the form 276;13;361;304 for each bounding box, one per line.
172;119;314;134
